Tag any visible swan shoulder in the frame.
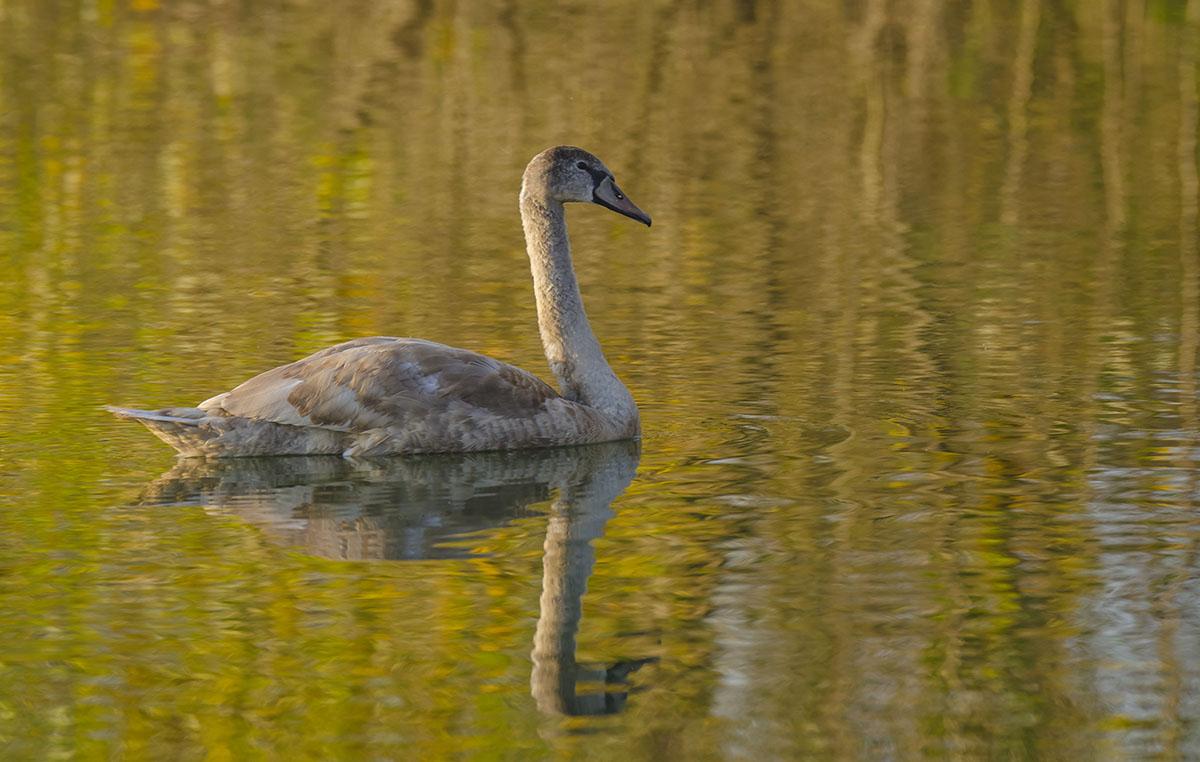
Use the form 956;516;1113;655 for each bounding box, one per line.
199;337;564;433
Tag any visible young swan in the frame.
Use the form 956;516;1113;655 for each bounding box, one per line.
108;146;652;457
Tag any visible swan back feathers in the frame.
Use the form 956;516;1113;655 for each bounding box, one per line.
126;337;630;456
204;338;563;430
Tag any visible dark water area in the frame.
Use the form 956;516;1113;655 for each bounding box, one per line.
2;1;1200;759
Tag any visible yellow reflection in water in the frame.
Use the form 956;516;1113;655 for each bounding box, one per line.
1;1;1199;760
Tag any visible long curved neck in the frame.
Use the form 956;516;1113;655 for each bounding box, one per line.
520;191;637;430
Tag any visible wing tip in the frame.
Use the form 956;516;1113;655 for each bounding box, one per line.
105;405;204;425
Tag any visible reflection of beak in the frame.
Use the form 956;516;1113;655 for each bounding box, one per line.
592;177;652;227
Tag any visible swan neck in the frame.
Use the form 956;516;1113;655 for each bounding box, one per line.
519;192;637;429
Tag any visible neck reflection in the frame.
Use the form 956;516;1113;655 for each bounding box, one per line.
530;443;655;716
136;440;650;715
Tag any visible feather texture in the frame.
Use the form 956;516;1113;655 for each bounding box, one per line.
109;147;649;457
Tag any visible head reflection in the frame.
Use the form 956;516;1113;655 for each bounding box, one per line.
138;441;652;715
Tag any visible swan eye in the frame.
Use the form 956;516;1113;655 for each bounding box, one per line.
615;192;624;200
577;161;588;170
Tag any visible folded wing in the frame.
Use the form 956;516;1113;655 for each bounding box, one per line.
200;337;564;433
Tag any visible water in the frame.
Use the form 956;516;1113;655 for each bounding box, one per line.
2;1;1199;759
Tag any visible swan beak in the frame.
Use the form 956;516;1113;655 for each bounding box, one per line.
593;177;652;227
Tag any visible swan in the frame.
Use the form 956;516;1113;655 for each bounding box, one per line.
108;146;651;457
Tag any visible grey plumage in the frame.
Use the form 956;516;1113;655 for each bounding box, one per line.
108;147;651;456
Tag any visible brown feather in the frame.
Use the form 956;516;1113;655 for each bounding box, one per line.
206;338;561;429
147;337;620;455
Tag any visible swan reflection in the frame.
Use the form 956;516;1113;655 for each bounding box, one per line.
138;441;651;714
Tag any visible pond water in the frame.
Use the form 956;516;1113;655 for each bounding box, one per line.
2;1;1200;760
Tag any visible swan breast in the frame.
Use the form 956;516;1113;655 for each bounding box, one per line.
197;337;619;453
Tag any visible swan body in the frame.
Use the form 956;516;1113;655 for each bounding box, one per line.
109;146;651;457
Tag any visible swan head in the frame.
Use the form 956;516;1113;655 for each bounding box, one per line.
523;146;652;227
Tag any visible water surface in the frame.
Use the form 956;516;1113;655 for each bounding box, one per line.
2;1;1200;760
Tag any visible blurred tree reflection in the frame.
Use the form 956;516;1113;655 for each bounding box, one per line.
1;0;1198;759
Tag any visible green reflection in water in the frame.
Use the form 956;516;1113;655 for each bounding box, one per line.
2;0;1200;760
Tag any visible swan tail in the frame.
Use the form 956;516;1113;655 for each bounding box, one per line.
105;405;347;457
106;406;222;456
105;406;206;424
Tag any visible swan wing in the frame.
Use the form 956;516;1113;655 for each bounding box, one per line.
199;337;563;432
